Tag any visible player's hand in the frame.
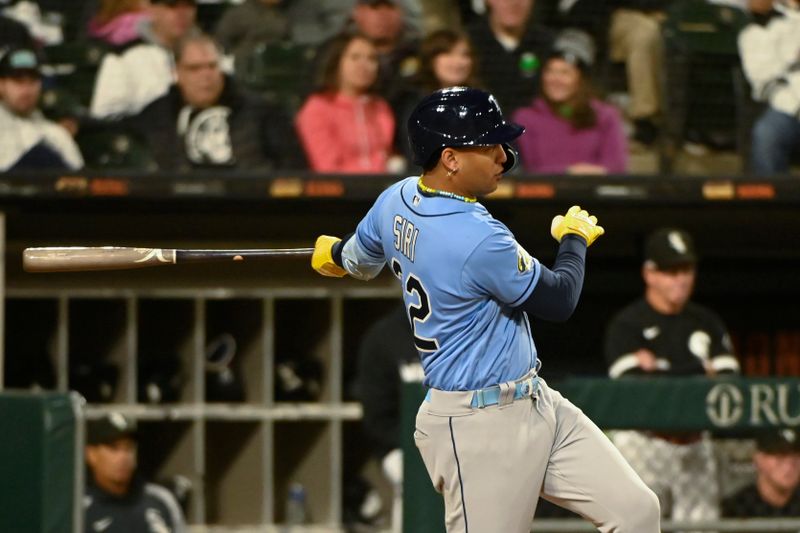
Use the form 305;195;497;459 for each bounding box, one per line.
550;205;605;246
635;349;658;372
311;235;347;277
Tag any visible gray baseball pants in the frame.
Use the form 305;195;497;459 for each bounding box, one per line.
414;378;661;532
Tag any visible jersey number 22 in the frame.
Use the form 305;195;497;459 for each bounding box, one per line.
392;259;439;352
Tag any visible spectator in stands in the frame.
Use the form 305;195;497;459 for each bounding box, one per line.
739;0;800;176
90;0;197;119
466;0;556;114
606;0;668;145
213;0;290;71
295;32;396;173
0;46;83;171
85;412;186;533
239;0;421;49
723;428;800;517
394;28;480;164
349;0;421;103
128;34;305;171
87;0;148;47
356;304;422;533
512;29;627;175
415;28;480;95
2;0;64;45
605;227;740;526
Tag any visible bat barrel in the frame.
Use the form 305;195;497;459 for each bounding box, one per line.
23;247;177;272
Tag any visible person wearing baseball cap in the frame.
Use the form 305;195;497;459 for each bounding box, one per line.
723;429;800;517
90;0;197;118
604;227;740;527
643;227;698;270
0;47;84;171
85;412;186;533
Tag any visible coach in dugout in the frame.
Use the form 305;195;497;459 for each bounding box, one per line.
604;227;740;526
0;46;83;172
85;412;185;533
126;33;306;172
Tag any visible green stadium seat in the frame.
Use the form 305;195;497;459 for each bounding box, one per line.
237;41;317;114
42;40;109;107
77;128;156;171
660;0;749;168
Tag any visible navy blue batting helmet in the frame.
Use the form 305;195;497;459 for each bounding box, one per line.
407;86;525;172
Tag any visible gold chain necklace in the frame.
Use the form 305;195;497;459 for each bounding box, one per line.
417;176;477;203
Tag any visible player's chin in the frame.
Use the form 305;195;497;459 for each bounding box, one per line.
483;181;500;196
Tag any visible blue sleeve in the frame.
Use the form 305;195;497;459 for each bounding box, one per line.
461;230;542;306
515;235;587;322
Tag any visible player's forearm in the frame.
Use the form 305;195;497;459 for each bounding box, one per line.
516;235;586;321
339;233;385;280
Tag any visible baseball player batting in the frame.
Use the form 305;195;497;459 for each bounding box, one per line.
311;87;661;533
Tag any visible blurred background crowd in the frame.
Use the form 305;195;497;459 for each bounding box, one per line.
0;0;796;178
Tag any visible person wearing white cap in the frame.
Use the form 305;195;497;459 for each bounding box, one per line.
605;227;740;529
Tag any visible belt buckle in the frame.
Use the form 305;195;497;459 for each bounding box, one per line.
519;377;535;399
475;389;486;409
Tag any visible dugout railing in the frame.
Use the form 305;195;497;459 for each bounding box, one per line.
535;519;800;531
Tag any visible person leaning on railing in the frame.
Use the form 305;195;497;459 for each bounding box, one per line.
604;227;740;525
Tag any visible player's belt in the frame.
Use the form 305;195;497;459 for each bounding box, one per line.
424;373;539;408
470;375;539;408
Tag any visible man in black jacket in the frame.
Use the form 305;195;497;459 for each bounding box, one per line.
131;33;306;172
85;412;185;533
605;227;739;526
466;0;556;114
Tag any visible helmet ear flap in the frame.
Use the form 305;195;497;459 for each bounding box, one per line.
501;144;518;173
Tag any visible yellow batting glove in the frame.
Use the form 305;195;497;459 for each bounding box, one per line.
312;235;347;277
550;205;605;246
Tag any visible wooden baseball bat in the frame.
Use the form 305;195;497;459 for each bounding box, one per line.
23;246;315;272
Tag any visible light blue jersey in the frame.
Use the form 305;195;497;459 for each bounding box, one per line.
343;177;542;391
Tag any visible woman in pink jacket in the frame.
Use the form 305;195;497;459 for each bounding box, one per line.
296;31;395;174
512;30;627;175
